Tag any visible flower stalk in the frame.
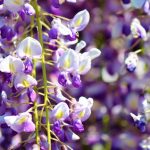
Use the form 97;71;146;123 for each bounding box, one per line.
32;0;51;149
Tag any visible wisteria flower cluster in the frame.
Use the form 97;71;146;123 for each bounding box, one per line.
1;0;150;149
0;0;101;149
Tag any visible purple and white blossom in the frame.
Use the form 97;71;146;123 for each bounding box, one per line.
125;52;138;72
130;18;147;41
70;9;90;32
14;72;37;89
16;37;42;59
73;96;93;122
4;112;35;133
4;0;25;13
51;102;70;121
0;55;24;74
0;0;146;149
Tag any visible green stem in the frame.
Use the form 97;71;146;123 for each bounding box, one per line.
32;1;51;149
30;9;40;145
34;101;40;144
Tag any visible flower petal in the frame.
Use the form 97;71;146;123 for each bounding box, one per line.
78;55;91;75
52;18;72;36
0;55;24;73
16;37;42;59
4;0;25;13
86;48;101;60
131;18;147;41
4;116;17;127
75;41;86;52
14;73;37;89
57;49;79;72
70;10;90;32
51;102;69;120
6;112;35;133
65;128;80;141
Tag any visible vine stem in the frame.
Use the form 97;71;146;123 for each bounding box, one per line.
32;1;51;149
29;4;40;145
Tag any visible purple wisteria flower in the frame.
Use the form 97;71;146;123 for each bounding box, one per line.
16;37;42;59
130;113;147;132
57;41;101;87
51;102;69;121
4;0;25;13
1;0;145;149
125;52;138;72
3;0;35;16
0;55;24;74
72;96;93;122
4;112;35;133
70;9;90;32
14;72;37;89
130;18;147;41
51;10;90;41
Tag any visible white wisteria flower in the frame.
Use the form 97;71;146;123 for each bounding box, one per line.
16;37;42;59
0;55;24;74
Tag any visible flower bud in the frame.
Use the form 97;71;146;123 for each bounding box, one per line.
72;119;84;133
71;74;82;88
122;0;130;4
48;28;58;39
24;58;33;74
58;72;67;87
130;113;146;132
27;88;36;102
52;120;65;141
0;25;15;41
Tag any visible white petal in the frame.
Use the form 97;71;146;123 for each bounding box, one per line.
14;73;37;89
79;97;93;108
0;55;11;73
70;9;90;31
65;128;80;141
131;18;147;41
4;0;25;13
78;55;91;75
74;107;91;122
81;107;91;122
0;56;24;73
51;102;69;120
66;0;77;3
87;48;101;60
130;113;141;121
75;41;86;52
52;18;72;36
57;49;79;72
58;24;72;36
101;67;119;83
4;116;17;127
12;57;25;73
16;37;42;59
